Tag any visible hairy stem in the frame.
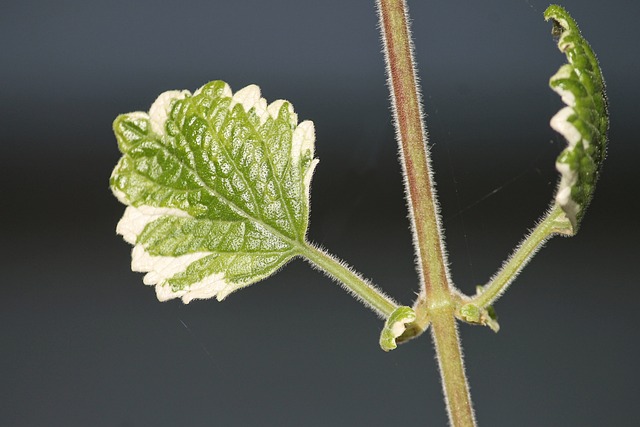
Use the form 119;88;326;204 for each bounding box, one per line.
377;0;451;303
300;243;398;317
377;0;475;425
470;205;572;310
431;307;476;427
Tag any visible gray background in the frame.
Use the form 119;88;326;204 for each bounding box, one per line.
2;0;639;425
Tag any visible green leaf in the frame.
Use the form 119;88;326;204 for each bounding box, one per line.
459;289;500;333
111;81;318;302
545;5;609;233
379;306;417;351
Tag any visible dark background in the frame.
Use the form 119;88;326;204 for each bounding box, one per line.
2;0;639;425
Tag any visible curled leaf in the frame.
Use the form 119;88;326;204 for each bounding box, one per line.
545;5;609;233
459;302;500;333
379;306;417;351
110;81;318;302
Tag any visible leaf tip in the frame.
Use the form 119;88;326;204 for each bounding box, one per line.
230;84;262;112
148;90;191;135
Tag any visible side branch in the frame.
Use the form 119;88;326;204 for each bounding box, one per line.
469;205;572;310
300;243;398;318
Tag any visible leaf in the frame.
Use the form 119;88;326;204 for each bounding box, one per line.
110;81;318;303
545;5;609;233
459;290;500;333
379;306;417;351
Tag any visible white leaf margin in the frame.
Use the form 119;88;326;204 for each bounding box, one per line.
113;81;319;303
549;65;582;225
117;205;234;303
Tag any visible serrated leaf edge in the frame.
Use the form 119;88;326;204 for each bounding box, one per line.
545;5;608;232
113;82;317;303
117;205;234;303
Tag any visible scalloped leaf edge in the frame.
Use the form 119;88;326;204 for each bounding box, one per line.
545;5;609;233
111;81;318;303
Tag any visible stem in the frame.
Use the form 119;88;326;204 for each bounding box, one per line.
470;205;572;309
377;1;476;425
299;243;398;317
431;308;476;427
376;0;451;303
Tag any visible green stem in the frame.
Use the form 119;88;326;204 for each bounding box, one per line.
377;1;475;425
299;243;398;317
431;307;476;427
470;205;572;310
